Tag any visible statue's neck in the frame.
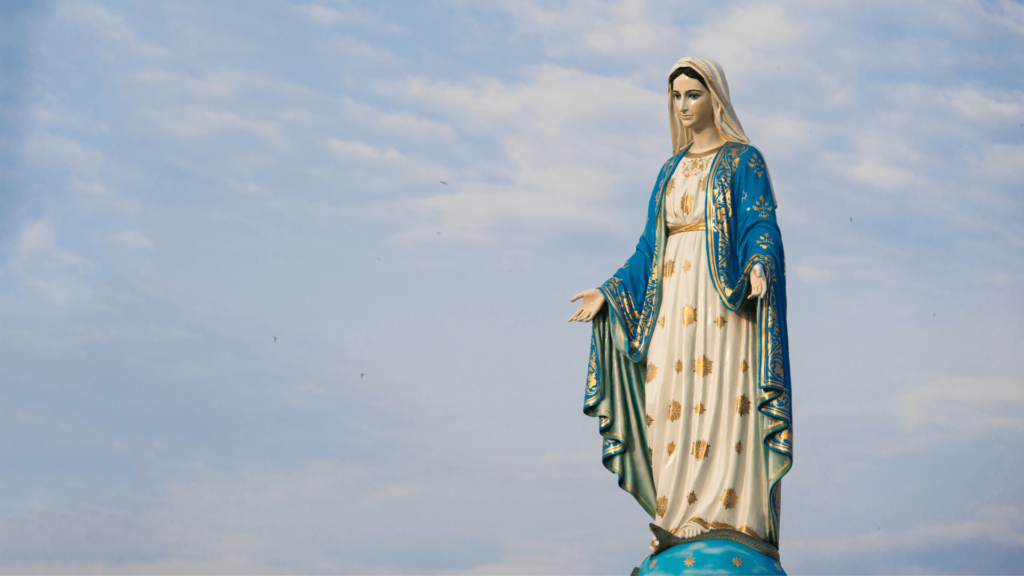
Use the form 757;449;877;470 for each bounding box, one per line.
688;124;725;155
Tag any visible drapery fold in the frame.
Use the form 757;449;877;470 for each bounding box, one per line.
584;308;657;517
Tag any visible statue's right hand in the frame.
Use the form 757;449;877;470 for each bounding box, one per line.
568;289;606;323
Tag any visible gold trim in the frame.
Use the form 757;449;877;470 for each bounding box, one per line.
668;221;706;235
769;456;791;483
684;145;723;158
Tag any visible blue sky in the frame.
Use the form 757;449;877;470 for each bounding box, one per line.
1;0;1023;573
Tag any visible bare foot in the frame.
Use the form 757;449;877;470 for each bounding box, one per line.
680;524;704;539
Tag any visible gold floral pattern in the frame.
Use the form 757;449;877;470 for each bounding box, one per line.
687;491;698;504
684;557;696;567
666;442;677;455
737;394;751;416
646;363;658;383
682;259;692;272
666;177;678;196
674;359;683;373
683;305;697;326
698;175;707;192
668;399;682;422
721;488;738;509
740;359;749;373
681;193;694;214
692;439;710;461
664;260;676;278
658;317;666;328
735;441;743;454
748;154;765;178
753;195;773;218
694;402;706;416
714;315;727;328
656;496;668;518
646;414;654;427
732;557;743;567
695;355;713;377
757;233;775;250
681;156;713;177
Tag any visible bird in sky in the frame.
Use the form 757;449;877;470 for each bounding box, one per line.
273;336;277;343
360;373;364;379
850;217;853;222
440;181;448;185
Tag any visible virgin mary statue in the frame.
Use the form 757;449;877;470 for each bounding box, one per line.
569;57;793;555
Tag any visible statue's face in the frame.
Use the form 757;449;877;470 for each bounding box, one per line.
672;75;713;132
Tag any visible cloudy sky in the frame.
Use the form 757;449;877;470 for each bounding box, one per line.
1;0;1022;574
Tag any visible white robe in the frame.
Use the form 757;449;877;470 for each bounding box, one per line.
644;148;770;543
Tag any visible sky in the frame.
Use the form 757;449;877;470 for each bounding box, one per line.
0;0;1023;574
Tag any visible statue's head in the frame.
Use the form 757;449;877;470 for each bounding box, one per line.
666;58;750;154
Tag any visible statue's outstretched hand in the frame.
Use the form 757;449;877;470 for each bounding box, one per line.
748;263;766;299
568;289;606;322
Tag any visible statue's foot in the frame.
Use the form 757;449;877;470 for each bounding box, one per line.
679;523;705;539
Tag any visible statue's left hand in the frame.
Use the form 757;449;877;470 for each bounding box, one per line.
748;263;766;299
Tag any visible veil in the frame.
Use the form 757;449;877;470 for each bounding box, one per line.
667;57;750;154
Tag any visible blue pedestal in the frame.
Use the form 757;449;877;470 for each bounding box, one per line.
637;539;786;575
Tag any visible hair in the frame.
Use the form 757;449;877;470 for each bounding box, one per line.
669;66;708;91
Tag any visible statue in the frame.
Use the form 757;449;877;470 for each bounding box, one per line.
569;57;792;574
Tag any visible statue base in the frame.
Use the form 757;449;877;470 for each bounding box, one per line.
632;524;786;575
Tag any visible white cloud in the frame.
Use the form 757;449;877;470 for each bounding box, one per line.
501;0;677;57
791;507;1024;557
136;107;283;145
893;378;1024;433
793;263;835;283
944;88;1024;122
112;230;153;249
829;130;922;190
9;219;95;308
55;0;166;58
32;94;110;134
978;143;1024;180
375;111;456;140
329;35;401;65
133;68;323;103
998;0;1024;33
295;3;345;24
685;3;809;79
1;557;282;576
27;132;103;177
26;133;140;211
327;138;405;162
449;538;602;575
390;64;664;239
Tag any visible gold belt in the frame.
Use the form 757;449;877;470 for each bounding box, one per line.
668;221;706;235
